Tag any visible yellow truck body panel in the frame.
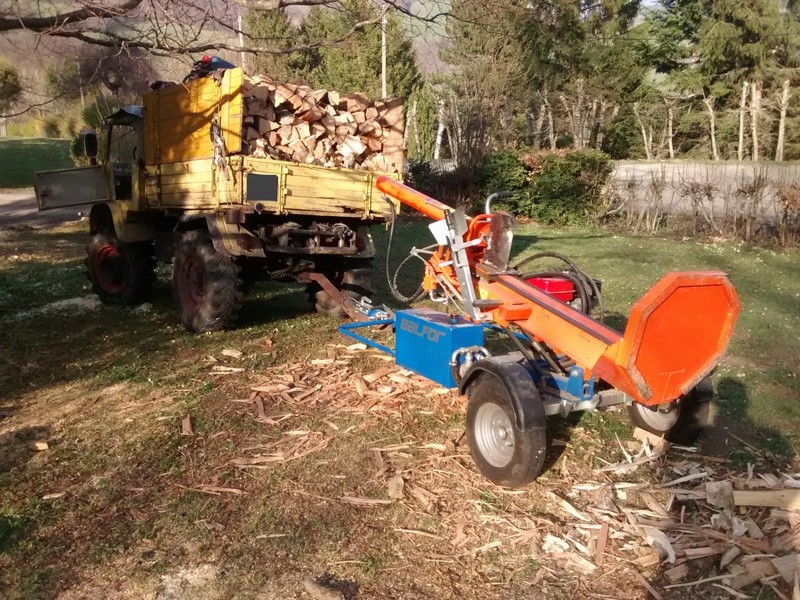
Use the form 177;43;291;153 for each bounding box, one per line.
141;68;400;219
142;68;244;166
143;156;398;219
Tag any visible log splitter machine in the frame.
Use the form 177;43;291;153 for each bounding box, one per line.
339;176;740;488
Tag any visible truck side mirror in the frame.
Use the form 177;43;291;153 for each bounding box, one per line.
83;131;98;160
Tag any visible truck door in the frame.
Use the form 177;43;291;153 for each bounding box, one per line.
35;166;110;210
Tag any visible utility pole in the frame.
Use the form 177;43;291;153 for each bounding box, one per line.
381;12;388;98
238;13;248;73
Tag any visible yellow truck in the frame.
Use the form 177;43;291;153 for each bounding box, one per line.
35;68;401;332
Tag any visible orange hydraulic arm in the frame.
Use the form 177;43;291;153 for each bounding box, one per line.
376;176;740;407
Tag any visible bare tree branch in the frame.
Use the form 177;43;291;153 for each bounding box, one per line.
0;0;146;33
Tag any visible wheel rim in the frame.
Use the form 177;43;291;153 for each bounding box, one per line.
178;254;205;311
474;402;515;468
632;402;680;432
94;244;126;294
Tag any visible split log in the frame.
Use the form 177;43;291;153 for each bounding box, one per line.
241;74;405;173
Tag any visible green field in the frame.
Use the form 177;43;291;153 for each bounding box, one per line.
0;220;798;598
0;138;73;188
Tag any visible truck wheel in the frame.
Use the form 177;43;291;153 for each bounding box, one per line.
626;376;714;443
466;375;547;488
173;230;243;333
309;258;373;317
85;232;155;305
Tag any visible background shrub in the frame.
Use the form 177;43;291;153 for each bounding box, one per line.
479;149;612;224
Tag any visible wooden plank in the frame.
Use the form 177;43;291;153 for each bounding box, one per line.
734;489;800;511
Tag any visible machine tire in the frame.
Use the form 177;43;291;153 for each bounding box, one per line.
466;375;547;488
173;230;243;333
308;258;373;317
85;232;155;305
626;376;715;443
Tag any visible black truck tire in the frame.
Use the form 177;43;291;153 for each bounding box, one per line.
85;232;155;305
308;258;374;317
173;230;243;333
466;375;547;488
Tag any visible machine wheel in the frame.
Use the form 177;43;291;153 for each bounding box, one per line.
173;230;243;333
466;375;547;488
626;376;715;443
308;258;373;317
85;232;155;305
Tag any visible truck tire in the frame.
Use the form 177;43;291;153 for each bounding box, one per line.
466;375;547;488
173;230;243;333
309;258;373;317
85;232;155;305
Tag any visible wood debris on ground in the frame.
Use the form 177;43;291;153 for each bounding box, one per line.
220;341;800;598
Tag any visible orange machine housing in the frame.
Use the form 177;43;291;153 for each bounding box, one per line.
376;176;740;407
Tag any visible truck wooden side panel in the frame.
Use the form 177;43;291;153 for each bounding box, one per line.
144;156;399;217
142;69;243;165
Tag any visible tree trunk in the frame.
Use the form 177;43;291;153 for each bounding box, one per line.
433;99;445;160
750;81;761;162
0;118;6;137
595;104;618;149
738;81;749;161
666;101;675;159
544;95;556;150
532;101;546;149
633;102;653;160
703;95;719;161
775;79;790;162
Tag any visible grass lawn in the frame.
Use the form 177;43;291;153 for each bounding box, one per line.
0;138;73;188
0;219;798;598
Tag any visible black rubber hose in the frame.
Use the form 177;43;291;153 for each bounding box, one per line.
513;251;604;322
383;197;425;304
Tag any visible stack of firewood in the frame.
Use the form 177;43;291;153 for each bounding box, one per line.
240;74;405;173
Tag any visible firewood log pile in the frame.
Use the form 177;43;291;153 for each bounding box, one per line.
241;74;405;173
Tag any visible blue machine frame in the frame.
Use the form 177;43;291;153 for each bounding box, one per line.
338;308;600;411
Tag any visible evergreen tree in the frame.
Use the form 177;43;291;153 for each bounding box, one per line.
245;8;313;81
0;58;21;115
304;0;421;100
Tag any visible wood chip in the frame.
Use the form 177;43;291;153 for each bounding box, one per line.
595;523;609;567
773;554;800;584
340;496;392;506
181;415;193;435
33;441;49;451
302;578;344;600
387;475;404;500
221;348;243;359
643;526;676;563
706;481;735;511
197;485;245;495
250;383;289;394
394;528;442;540
664;562;689;584
363;366;399;383
549;491;591;522
730;559;776;589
